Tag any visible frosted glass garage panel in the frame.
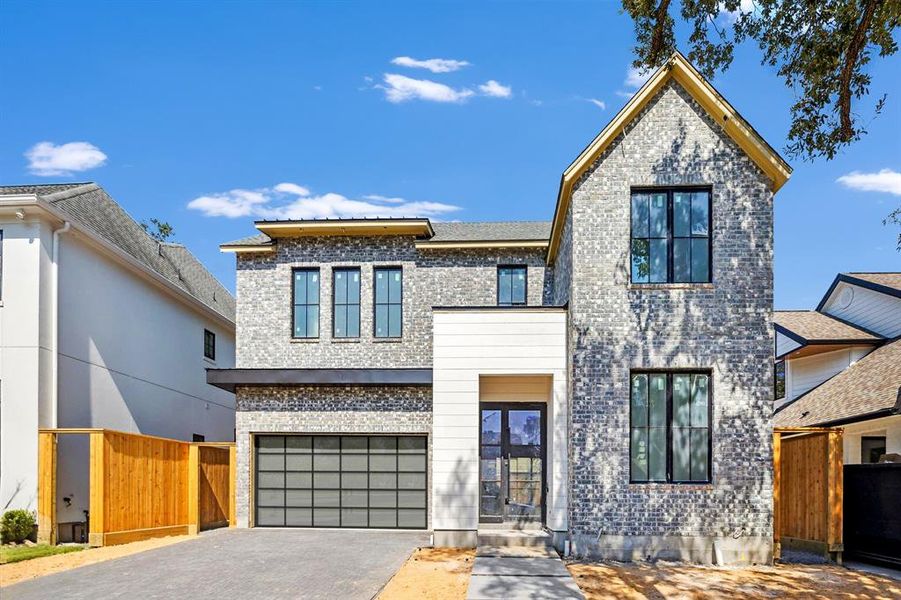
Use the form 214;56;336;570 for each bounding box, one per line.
254;435;427;529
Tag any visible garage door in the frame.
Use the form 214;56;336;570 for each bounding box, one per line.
254;435;427;529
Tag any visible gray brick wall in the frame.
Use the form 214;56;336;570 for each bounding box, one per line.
561;80;774;560
235;240;548;368
234;385;432;528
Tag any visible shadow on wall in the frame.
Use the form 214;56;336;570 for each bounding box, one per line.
568;94;774;550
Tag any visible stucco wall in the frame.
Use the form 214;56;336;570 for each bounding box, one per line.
564;80;775;563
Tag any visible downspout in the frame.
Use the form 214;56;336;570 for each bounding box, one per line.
51;221;71;428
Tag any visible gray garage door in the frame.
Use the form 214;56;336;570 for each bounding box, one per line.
255;435;427;529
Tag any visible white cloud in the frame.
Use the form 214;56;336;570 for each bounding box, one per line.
380;73;474;103
478;80;512;98
25;141;107;176
719;0;756;24
624;66;652;89
586;98;606;110
188;184;462;220
836;169;901;196
390;56;470;73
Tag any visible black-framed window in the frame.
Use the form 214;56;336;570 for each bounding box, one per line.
333;268;361;338
374;267;402;338
204;329;216;361
292;268;320;339
774;361;785;401
631;189;710;284
630;371;711;483
861;436;886;464
497;266;527;306
192;433;205;442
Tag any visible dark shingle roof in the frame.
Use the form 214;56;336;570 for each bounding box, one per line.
0;183;235;323
428;221;551;242
221;233;274;247
774;339;901;427
774;310;882;343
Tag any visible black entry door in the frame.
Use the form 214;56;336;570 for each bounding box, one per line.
479;404;545;524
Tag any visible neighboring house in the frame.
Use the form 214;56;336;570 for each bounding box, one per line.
208;53;791;564
0;183;236;535
774;273;901;464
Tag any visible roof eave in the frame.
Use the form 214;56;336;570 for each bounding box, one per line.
254;218;435;239
415;239;549;250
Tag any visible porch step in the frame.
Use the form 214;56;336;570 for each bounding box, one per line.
477;529;555;550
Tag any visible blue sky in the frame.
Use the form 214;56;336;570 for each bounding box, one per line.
2;1;898;309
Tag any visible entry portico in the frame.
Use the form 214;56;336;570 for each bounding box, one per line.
431;307;568;547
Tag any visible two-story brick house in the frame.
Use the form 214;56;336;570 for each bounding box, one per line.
208;53;791;564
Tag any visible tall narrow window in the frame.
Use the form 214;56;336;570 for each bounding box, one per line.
630;371;711;483
204;329;216;360
497;266;527;306
333;268;361;338
774;361;785;401
631;189;710;284
293;268;320;339
374;267;402;338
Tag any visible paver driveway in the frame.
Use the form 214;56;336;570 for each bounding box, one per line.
4;528;429;600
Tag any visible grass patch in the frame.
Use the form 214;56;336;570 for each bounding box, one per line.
0;544;85;565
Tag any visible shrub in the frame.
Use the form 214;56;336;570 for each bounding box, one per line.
1;509;36;544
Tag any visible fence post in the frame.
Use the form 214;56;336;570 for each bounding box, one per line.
187;444;200;535
772;431;781;560
827;430;843;559
37;432;57;545
88;431;106;547
229;445;237;527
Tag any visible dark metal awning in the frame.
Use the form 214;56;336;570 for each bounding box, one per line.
206;368;433;392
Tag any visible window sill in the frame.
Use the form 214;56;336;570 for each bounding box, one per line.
629;482;714;491
203;357;216;366
290;338;320;344
373;337;403;343
331;337;361;343
628;283;714;291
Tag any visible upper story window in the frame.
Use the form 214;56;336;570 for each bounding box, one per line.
204;329;216;361
631;189;710;284
292;268;320;339
774;361;785;401
333;268;361;338
497;266;527;306
630;371;711;483
374;267;402;338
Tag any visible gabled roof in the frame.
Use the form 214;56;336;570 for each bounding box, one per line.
0;183;235;323
774;339;901;427
774;310;882;345
816;272;901;310
546;51;792;263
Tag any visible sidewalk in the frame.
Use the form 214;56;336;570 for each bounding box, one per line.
466;545;584;600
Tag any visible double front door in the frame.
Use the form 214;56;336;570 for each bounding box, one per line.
479;404;545;524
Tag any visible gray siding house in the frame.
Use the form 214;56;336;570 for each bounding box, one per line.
209;53;791;564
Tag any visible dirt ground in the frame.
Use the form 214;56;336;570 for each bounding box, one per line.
378;547;476;600
567;561;901;599
0;534;194;588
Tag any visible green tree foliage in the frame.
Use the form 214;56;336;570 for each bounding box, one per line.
622;0;900;162
140;218;175;243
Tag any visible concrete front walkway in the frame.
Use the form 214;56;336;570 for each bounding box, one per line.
467;545;584;599
4;528;428;600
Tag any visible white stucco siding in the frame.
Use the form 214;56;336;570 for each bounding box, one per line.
822;281;901;338
431;309;568;535
840;415;901;465
57;231;236;438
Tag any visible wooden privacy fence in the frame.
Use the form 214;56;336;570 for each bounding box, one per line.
773;427;843;561
38;429;236;547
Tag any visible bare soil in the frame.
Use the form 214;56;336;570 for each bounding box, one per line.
0;534;194;588
378;547;476;600
567;561;901;599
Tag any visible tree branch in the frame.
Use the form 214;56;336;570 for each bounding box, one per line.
838;0;879;141
649;0;673;65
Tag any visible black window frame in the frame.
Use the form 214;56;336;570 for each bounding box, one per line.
203;328;216;361
373;266;403;339
630;187;712;284
629;369;713;484
292;267;321;339
332;267;362;339
192;433;206;442
497;265;528;307
774;361;786;401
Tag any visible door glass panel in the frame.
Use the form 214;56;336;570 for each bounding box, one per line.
481;410;501;444
508;410;541;446
507;457;541;517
